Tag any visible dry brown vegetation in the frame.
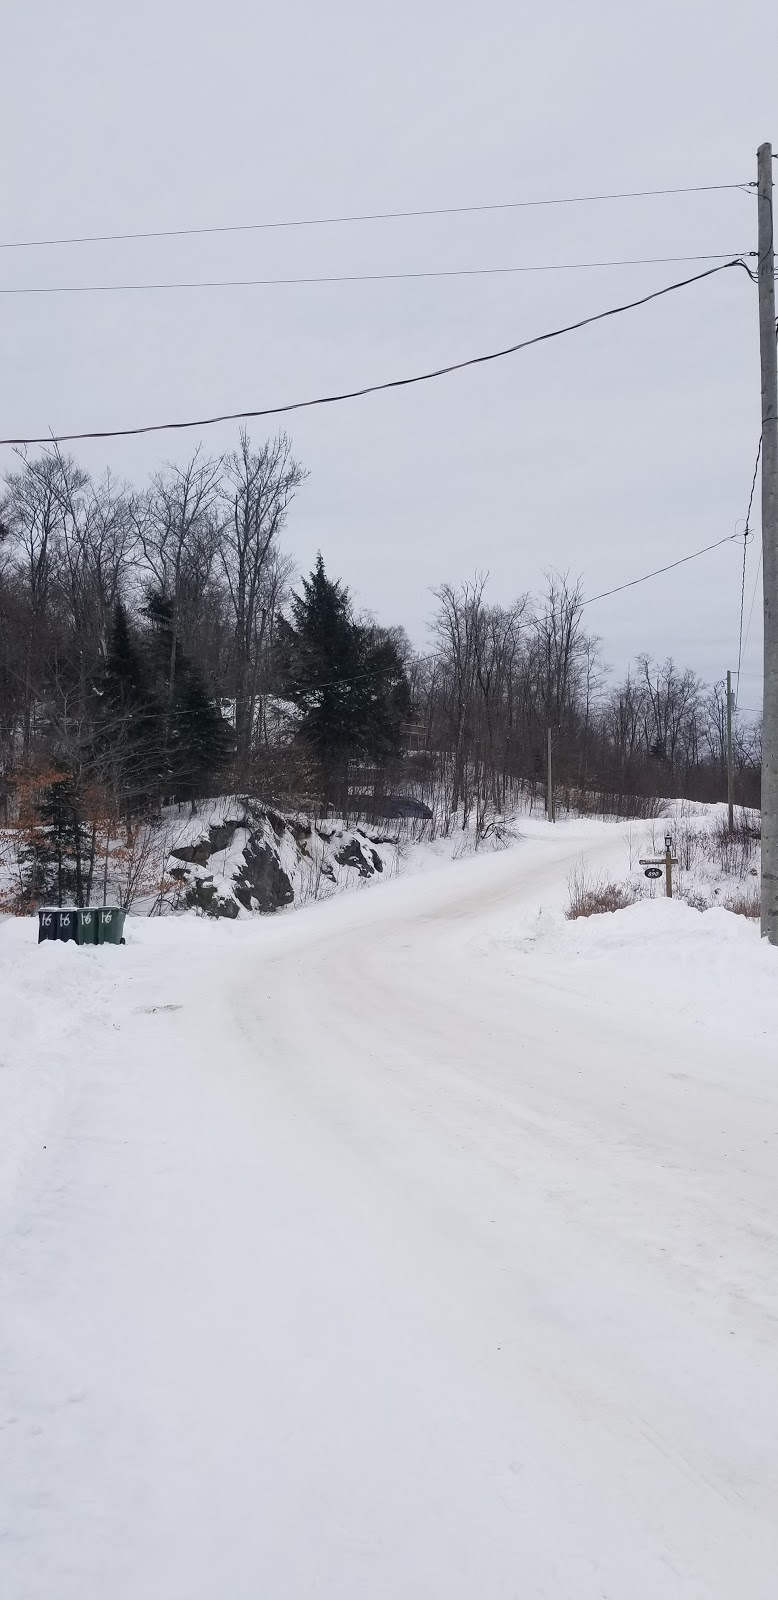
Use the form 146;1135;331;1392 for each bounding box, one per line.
722;886;761;920
566;861;643;921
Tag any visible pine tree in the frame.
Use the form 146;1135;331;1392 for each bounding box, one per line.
169;672;235;800
95;602;164;809
20;767;92;907
142;588;234;800
103;601;149;710
277;555;410;797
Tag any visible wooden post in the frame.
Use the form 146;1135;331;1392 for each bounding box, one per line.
727;668;734;832
546;727;554;822
665;844;673;899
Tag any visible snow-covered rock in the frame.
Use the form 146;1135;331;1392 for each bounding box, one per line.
167;802;397;917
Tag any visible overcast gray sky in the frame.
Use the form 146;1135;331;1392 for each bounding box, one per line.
2;1;775;707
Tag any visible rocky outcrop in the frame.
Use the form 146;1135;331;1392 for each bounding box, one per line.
334;836;384;876
207;819;244;853
169;805;396;919
233;836;295;914
184;878;240;918
171;838;213;867
171;818;245;867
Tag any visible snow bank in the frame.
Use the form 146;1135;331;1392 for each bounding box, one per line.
482;895;778;1042
0;927;130;1212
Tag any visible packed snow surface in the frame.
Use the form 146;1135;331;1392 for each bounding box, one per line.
1;819;777;1598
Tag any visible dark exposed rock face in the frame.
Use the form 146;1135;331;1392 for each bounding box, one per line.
233;837;295;913
184;878;240;918
207;819;244;853
334;836;382;877
170;805;393;917
172;819;245;867
171;838;213;867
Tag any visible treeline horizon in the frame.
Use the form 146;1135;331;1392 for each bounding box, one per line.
0;434;762;899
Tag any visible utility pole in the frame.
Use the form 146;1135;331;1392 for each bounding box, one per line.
546;727;555;823
758;142;778;943
726;668;734;832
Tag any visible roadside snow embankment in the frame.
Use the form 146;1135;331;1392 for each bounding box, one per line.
0;934;125;1213
483;896;778;1042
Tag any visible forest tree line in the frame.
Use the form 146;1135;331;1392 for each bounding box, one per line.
0;435;761;901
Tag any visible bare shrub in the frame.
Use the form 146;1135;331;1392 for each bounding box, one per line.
679;887;710;912
299;842;337;905
475;814;519;850
581;791;667;821
566;860;643;920
723;886;760;920
675;816;705;874
116;819;186;913
704;809;760;879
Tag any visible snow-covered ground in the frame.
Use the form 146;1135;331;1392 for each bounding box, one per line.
1;817;777;1597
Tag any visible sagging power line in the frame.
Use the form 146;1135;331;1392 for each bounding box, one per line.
583;534;741;606
0;256;753;447
735;436;762;705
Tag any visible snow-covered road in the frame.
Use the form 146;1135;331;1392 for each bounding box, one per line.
2;823;777;1598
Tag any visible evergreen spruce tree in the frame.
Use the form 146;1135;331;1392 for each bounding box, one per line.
142;588;234;800
169;672;235;800
95;602;164;809
277;555;410;797
103;601;149;709
20;768;91;907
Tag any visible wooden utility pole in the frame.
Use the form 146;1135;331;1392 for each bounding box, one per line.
546;728;555;822
726;668;734;832
758;142;778;943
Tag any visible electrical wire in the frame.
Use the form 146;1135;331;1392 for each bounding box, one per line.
0;251;749;297
583;534;739;606
0;256;751;448
212;529;755;699
735;529;750;705
66;516;757;716
0;182;752;253
741;547;763;665
735;435;762;705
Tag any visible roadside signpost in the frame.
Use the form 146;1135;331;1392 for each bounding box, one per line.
639;836;678;897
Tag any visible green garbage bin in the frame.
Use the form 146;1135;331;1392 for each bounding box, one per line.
96;906;126;945
75;907;99;944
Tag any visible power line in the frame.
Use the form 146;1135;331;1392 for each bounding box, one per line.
0;182;752;253
265;530;755;693
583;534;740;606
742;547;763;664
735;435;762;705
0;256;751;448
282;533;757;692
736;529;750;703
0;251;748;297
